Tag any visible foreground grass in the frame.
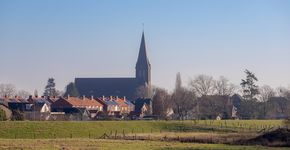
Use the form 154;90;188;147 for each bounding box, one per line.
0;139;287;150
0;120;284;139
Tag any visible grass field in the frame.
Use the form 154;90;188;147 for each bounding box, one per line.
0;139;288;150
0;120;287;149
0;120;285;139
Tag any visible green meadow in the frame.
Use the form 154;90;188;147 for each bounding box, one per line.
0;120;284;139
0;120;287;150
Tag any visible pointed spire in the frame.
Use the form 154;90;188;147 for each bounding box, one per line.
136;32;150;68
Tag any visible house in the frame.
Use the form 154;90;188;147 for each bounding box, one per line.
27;95;53;110
24;95;53;120
98;96;120;116
114;97;134;116
24;103;51;120
51;96;103;120
7;96;31;112
132;98;152;117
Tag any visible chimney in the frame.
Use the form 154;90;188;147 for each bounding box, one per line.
116;96;119;100
91;95;94;100
110;96;113;101
102;95;105;101
123;96;126;101
83;95;85;100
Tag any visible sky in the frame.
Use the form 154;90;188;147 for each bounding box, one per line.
0;0;290;94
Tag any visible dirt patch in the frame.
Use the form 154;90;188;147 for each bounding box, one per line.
237;128;290;147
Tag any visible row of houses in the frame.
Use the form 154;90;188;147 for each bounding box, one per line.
0;95;152;121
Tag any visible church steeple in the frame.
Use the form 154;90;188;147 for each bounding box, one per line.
136;31;151;86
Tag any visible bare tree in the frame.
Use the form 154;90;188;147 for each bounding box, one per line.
152;88;171;119
0;84;16;97
259;85;276;119
17;90;31;98
189;74;215;96
171;87;196;120
260;85;276;102
171;73;196;120
276;86;290;99
134;85;150;99
214;76;237;96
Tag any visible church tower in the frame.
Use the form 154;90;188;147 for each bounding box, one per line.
136;32;151;88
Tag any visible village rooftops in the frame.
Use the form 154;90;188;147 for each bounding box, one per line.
51;96;103;109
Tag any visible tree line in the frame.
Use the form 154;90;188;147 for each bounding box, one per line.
151;70;290;120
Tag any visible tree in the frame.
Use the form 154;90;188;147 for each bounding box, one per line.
134;85;153;99
152;88;171;119
172;88;196;120
260;85;275;102
0;84;16;97
64;82;79;97
17;90;30;98
259;85;275;119
276;86;290;99
0;109;7;121
240;69;259;101
43;78;58;97
11;110;24;121
189;74;215;96
214;76;237;96
172;72;196;120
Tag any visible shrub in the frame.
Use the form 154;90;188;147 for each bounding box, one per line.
0;109;7;121
11;110;24;121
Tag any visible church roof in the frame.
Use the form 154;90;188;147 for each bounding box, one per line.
136;32;150;69
75;78;138;99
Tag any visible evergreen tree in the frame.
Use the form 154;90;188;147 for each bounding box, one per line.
64;82;79;97
43;78;57;97
240;69;259;101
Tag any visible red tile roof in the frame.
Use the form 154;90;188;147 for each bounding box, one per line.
66;97;103;107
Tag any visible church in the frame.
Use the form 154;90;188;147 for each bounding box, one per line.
75;32;151;100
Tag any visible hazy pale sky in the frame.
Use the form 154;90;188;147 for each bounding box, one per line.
0;0;290;94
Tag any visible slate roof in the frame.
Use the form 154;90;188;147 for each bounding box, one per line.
31;103;47;112
27;96;52;105
75;78;138;99
136;32;151;68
